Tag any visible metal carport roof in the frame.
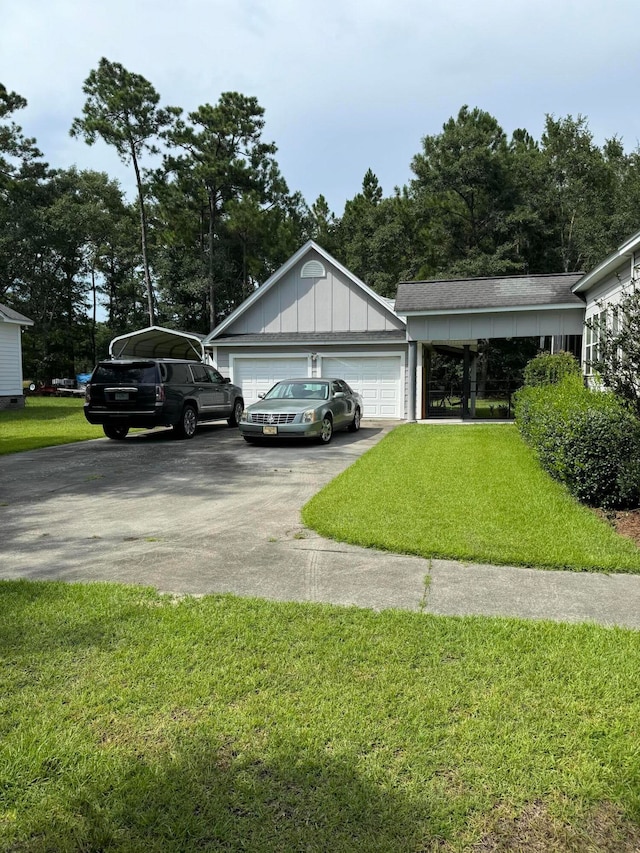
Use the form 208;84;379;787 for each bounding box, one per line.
108;326;206;360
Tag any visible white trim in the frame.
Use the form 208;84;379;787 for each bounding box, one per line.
206;337;406;349
573;229;640;294
398;303;582;318
206;240;404;340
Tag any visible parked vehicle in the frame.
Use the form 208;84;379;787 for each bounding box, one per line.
84;358;244;440
238;378;363;444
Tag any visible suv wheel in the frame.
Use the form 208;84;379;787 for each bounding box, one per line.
174;404;198;439
227;398;244;427
103;424;129;440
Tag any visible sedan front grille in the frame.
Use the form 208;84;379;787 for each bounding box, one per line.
250;412;297;425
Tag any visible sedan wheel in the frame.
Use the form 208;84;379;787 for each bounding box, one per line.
319;415;333;444
174;404;198;439
103;424;129;440
348;407;361;432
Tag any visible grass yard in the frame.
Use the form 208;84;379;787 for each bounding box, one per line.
0;397;103;455
303;423;640;572
1;581;639;852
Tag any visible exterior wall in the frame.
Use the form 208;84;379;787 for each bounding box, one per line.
582;258;634;380
0;322;24;396
405;308;585;341
225;250;404;335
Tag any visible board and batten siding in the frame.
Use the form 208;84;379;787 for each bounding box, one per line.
0;322;23;396
228;256;404;335
406;308;585;342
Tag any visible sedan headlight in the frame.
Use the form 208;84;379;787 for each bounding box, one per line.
239;409;249;423
301;409;318;423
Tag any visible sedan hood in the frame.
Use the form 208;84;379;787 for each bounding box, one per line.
247;398;317;414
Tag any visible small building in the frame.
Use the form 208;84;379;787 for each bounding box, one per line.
0;303;33;410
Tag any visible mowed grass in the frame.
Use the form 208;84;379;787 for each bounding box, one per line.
1;581;639;852
0;397;103;454
303;424;640;572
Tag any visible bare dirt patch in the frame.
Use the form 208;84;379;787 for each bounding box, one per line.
596;508;640;548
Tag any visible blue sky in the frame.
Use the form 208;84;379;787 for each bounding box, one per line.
2;0;640;216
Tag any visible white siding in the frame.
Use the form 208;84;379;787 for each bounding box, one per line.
0;323;23;396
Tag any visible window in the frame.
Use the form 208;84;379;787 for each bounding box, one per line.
205;367;223;384
585;310;606;374
190;364;210;383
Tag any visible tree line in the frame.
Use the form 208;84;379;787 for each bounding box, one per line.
2;58;640;381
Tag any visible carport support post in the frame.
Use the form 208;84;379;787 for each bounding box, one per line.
462;345;471;419
407;340;417;422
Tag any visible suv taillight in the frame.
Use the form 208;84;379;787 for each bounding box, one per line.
85;384;91;403
155;384;165;402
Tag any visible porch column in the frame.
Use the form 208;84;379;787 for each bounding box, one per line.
462;344;470;419
470;351;477;417
407;340;417;422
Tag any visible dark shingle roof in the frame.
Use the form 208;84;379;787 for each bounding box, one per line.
395;273;585;313
210;331;407;346
0;303;33;324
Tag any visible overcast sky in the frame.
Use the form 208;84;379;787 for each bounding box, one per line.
3;0;640;216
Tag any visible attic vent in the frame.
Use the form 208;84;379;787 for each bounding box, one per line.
301;260;326;278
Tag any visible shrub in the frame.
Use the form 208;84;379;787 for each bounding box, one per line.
515;375;640;509
523;351;581;387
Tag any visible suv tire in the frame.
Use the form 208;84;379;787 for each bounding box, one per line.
174;404;198;439
227;398;244;427
103;424;129;440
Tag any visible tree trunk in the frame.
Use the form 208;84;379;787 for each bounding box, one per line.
131;148;155;326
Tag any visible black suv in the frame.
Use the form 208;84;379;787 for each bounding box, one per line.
84;358;244;440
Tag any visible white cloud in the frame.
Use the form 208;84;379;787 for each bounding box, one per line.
2;0;640;213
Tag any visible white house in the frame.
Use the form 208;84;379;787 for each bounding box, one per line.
0;303;33;409
571;229;640;380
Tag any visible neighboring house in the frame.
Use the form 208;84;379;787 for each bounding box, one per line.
571;229;640;381
204;241;408;418
0;303;33;410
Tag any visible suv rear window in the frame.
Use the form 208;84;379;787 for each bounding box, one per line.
92;363;158;384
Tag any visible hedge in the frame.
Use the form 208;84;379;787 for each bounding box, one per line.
515;375;640;509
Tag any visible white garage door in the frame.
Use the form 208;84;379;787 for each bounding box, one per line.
320;355;403;418
232;357;309;406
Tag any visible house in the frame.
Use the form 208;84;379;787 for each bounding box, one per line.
204;242;408;419
204;242;586;420
0;303;33;410
570;229;640;381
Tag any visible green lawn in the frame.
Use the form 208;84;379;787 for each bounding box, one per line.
1;581;639;852
303;424;640;572
0;397;104;454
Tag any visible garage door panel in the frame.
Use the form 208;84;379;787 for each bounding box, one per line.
232;357;308;406
320;356;402;418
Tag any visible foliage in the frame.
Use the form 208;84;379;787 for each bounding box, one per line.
523;350;581;387
515;375;640;508
303;424;640;570
2;581;640;851
587;286;640;417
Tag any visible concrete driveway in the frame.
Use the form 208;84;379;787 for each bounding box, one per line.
0;421;430;610
2;421;639;627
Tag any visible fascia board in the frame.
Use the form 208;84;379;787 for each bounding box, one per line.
398;303;583;317
573;231;640;294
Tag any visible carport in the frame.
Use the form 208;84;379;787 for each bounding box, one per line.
109;326;207;361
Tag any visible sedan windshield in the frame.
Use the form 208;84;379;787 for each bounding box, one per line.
265;381;329;401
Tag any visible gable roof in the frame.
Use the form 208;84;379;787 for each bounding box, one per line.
395;273;585;315
572;229;640;294
205;240;404;341
0;303;33;326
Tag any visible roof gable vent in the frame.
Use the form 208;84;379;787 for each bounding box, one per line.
301;260;326;278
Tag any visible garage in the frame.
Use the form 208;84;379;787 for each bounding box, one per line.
320;354;404;418
230;355;310;405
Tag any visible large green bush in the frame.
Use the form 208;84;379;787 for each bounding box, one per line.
515;375;640;509
522;351;581;387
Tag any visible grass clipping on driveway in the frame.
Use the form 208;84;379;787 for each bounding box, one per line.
303;424;640;572
1;581;640;852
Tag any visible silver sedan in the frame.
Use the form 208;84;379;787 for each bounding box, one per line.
239;378;363;444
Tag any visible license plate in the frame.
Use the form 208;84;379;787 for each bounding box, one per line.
115;392;128;401
262;425;278;435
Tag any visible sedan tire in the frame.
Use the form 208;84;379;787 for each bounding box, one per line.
319;415;333;444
